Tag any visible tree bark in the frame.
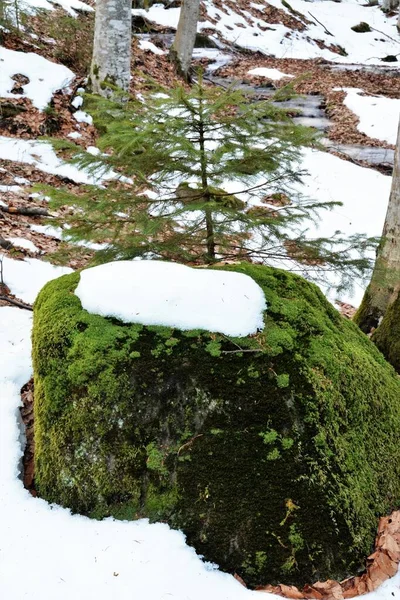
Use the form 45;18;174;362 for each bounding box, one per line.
90;0;132;97
0;205;49;216
382;0;399;11
371;289;400;372
397;7;400;31
169;0;200;81
354;117;400;332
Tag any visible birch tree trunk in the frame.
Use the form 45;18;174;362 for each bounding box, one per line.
397;7;400;31
169;0;200;81
355;117;400;332
90;0;132;97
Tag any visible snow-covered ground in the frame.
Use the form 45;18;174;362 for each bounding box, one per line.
340;88;400;145
0;137;100;184
18;0;92;17
0;47;74;110
247;67;294;80
133;0;400;65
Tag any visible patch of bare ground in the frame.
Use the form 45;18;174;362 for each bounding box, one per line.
210;0;308;30
131;37;190;93
215;57;400;148
0;162;96;269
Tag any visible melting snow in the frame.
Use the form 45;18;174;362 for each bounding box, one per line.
0;137;107;185
0;47;75;110
339;88;400;145
0;255;72;304
6;237;40;252
138;39;166;55
247;67;294;80
134;0;400;65
19;0;93;16
73;110;93;125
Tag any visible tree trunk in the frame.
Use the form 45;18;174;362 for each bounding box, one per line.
397;7;400;31
382;0;399;11
371;289;400;372
90;0;132;97
354;117;400;333
169;0;200;81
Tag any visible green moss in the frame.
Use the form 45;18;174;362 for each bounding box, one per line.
372;291;400;373
353;285;381;332
259;429;278;444
146;442;168;476
205;340;222;357
33;263;400;588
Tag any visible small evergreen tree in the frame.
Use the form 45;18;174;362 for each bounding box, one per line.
44;77;376;290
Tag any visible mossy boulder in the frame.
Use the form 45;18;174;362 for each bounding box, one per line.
32;263;400;588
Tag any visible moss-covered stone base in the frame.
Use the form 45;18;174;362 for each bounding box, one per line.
372;290;400;373
32;263;400;587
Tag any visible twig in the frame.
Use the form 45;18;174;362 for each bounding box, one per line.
0;295;33;311
308;11;334;36
371;27;400;45
221;349;264;354
178;434;204;455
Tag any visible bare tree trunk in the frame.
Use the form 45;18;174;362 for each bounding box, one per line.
355;117;400;332
90;0;132;97
382;0;399;11
169;0;200;81
397;6;400;31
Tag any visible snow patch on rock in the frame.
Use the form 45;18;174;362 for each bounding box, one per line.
75;260;266;337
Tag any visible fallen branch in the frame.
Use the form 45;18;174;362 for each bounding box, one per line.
221;349;264;354
177;434;204;455
0;236;14;250
0;205;50;217
371;27;400;45
0;295;33;311
308;12;334;36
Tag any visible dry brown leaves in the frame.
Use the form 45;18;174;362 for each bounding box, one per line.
216;56;400;148
20;379;36;495
209;0;307;31
0;160;89;265
256;511;400;599
336;301;357;320
131;37;189;94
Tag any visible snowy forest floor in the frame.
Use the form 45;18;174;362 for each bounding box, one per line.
2;0;400;599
